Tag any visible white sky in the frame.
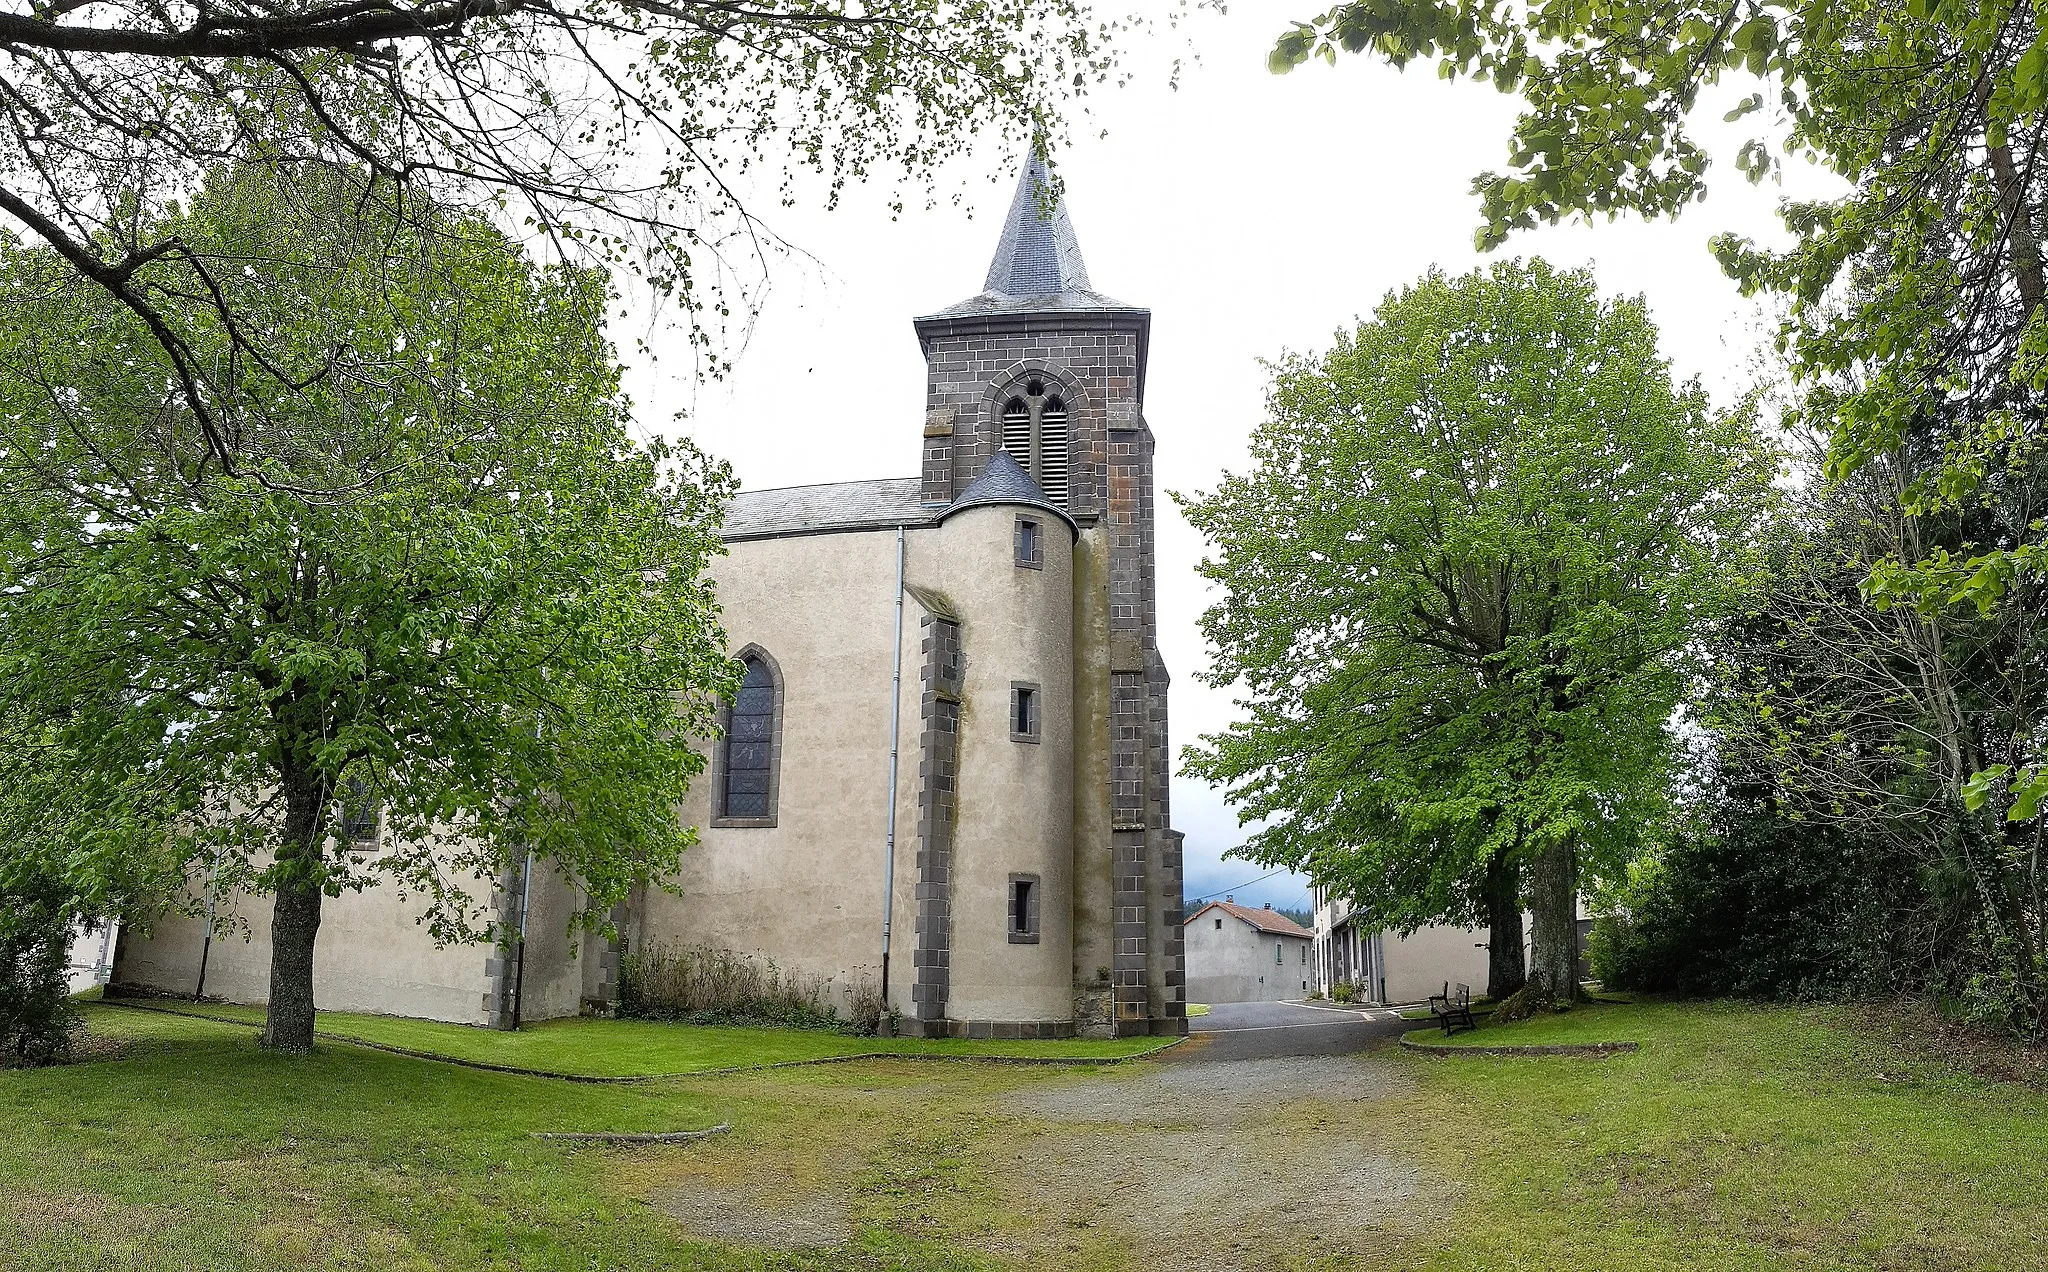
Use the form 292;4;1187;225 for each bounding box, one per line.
625;6;1841;914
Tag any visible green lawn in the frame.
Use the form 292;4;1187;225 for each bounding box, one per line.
113;1000;1172;1076
1400;996;1638;1047
1387;998;2048;1269
7;996;2048;1269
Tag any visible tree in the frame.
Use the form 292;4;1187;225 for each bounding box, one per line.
1690;425;2047;1026
0;164;736;1053
1268;0;2048;825
1180;260;1772;1009
0;0;1128;489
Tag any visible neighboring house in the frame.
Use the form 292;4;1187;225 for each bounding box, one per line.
1184;898;1315;1004
108;158;1189;1041
1311;888;1593;1005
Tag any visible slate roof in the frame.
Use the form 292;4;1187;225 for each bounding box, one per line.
1186;900;1314;939
722;477;931;540
722;457;1077;541
923;157;1139;319
938;450;1076;533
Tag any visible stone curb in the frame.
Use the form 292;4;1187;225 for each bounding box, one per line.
97;999;1183;1082
532;1123;731;1144
1397;1036;1641;1058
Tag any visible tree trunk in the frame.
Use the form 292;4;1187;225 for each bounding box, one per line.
1525;833;1580;1008
1482;850;1526;1000
261;766;327;1054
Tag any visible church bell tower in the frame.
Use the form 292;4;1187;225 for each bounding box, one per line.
912;158;1185;1035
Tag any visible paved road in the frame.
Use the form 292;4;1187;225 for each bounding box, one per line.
1161;1000;1410;1063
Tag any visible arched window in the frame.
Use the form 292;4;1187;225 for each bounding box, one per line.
716;651;781;825
998;377;1070;507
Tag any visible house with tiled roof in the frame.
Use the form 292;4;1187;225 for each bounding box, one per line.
1184;896;1315;1004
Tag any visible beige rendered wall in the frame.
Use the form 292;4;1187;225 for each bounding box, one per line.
112;868;498;1024
510;865;595;1024
644;512;1080;1027
927;504;1075;1023
1184;913;1313;1004
642;526;911;1019
1381;923;1493;1005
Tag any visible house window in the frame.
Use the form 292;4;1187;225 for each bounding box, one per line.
998;379;1071;507
341;776;380;852
1008;873;1041;944
1276;942;1283;964
1214;917;1223;930
1015;516;1043;570
715;649;782;825
1010;683;1040;743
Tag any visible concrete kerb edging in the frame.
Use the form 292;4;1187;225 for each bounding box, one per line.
97;999;1185;1082
1398;1036;1642;1058
532;1124;731;1144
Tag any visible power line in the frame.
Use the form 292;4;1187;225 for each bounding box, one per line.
1184;866;1293;905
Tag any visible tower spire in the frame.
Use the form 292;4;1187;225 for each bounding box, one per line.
982;155;1091;297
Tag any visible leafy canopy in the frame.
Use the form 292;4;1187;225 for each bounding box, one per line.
0;165;736;946
1179;260;1774;926
1270;0;2048;819
0;0;1155;486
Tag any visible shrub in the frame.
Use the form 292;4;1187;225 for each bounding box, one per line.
1331;980;1355;1004
617;942;878;1034
1591;796;1929;1001
1;905;79;1068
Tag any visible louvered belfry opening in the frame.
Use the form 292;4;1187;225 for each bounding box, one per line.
998;378;1070;508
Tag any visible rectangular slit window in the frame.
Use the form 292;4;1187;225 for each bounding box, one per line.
1015;516;1043;569
1008;874;1040;943
1010;684;1039;742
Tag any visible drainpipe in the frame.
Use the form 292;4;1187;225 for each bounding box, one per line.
878;525;907;1032
1374;930;1387;1005
510;846;534;1029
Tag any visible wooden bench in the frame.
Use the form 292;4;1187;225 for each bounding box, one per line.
1429;981;1476;1036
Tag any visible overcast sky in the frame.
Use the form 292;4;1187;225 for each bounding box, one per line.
624;6;1841;914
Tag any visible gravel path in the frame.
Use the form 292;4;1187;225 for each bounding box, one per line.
641;1015;1431;1269
1004;1053;1428;1268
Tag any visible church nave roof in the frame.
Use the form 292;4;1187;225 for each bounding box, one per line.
722;476;929;541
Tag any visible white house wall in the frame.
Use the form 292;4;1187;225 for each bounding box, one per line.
1184;915;1312;1004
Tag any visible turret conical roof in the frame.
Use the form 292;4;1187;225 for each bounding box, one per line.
941;450;1077;532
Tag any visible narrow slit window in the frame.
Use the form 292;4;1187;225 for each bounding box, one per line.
1008;874;1040;943
1011;684;1038;741
1015;516;1042;569
1215;917;1223;930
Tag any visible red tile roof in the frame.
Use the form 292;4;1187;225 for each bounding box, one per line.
1186;900;1313;939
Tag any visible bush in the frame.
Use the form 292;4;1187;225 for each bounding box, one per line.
1331;980;1355;1004
1591;796;1929;1001
1;906;79;1068
617;942;877;1034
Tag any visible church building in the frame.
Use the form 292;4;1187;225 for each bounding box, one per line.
109;160;1188;1039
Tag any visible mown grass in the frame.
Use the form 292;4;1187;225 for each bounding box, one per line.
8;998;2048;1270
1399;996;1638;1047
112;999;1172;1075
1384;998;2048;1270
